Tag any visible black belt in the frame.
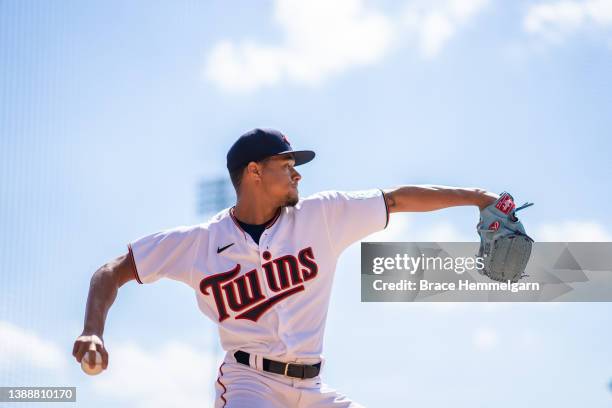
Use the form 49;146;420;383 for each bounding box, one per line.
234;350;321;379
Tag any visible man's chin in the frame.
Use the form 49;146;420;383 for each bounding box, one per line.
284;193;299;207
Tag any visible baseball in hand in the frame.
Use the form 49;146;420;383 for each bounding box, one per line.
81;349;104;375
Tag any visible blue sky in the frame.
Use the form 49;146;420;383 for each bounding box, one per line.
1;0;611;407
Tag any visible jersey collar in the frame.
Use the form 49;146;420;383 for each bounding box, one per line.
229;206;282;237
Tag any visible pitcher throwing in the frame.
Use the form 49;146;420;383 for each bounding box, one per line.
73;128;505;407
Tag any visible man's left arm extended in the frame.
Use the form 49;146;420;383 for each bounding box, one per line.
382;185;498;213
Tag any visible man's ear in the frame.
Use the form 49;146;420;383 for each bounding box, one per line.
246;161;263;182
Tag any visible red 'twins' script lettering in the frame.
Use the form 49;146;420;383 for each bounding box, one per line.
199;247;318;322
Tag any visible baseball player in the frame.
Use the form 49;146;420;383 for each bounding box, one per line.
72;128;501;407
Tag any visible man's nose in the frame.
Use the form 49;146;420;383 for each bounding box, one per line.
292;169;301;182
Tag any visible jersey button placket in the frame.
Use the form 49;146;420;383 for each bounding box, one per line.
261;234;283;311
261;229;285;340
261;231;270;250
260;248;275;305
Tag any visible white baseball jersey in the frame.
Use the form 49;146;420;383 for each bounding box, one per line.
128;189;389;362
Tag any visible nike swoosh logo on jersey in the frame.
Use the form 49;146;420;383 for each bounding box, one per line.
217;243;235;253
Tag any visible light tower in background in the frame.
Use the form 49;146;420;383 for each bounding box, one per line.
198;176;234;216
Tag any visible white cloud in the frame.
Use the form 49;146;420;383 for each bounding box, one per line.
417;220;474;241
524;0;612;41
368;216;475;242
403;0;490;58
473;328;541;351
93;341;218;408
205;0;490;92
376;217;612;243
0;321;66;370
369;213;412;242
205;0;394;92
0;321;221;407
533;220;612;241
472;327;498;350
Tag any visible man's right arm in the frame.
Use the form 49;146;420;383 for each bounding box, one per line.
72;252;136;370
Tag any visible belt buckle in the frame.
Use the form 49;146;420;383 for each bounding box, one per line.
283;362;293;377
284;362;304;378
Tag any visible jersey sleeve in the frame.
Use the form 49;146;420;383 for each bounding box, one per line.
317;189;389;256
127;224;204;285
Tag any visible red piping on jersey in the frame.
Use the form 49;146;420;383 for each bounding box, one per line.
127;244;143;284
229;207;247;239
264;207;282;229
229;206;282;237
216;362;228;407
380;189;390;229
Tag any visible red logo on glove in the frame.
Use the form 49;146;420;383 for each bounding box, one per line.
495;194;515;215
488;221;500;231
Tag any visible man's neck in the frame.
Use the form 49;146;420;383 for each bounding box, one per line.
233;195;280;225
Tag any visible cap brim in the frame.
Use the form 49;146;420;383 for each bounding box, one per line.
275;150;316;166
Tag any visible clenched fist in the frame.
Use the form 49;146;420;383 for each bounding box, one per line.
72;334;108;372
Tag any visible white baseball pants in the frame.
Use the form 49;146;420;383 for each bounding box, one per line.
214;351;365;408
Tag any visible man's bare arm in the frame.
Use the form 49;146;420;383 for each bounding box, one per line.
382;185;498;214
72;252;136;370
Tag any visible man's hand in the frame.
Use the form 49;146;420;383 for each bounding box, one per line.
476;191;499;211
72;334;108;370
73;252;136;372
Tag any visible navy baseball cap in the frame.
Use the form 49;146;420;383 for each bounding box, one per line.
226;128;315;172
